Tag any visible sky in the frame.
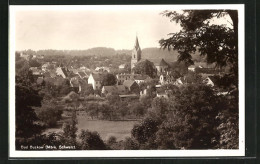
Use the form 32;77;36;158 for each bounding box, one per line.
13;6;233;51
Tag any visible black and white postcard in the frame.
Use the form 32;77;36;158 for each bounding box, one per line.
9;5;245;157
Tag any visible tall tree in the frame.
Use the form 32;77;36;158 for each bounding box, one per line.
160;10;238;86
15;73;43;137
132;60;157;78
101;73;117;86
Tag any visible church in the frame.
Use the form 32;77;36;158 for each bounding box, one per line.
130;36;188;75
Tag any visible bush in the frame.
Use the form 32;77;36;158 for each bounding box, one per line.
38;107;62;127
123;137;139;150
79;130;107;150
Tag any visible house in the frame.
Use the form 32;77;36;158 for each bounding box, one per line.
29;67;42;76
20;53;30;60
77;71;88;79
116;73;151;85
159;74;175;85
154;58;169;74
95;66;110;73
123;80;140;94
101;85;127;96
42;63;49;71
156;88;169;99
56;67;68;78
118;64;126;69
131;74;151;85
203;76;217;87
173;77;184;86
188;65;196;72
140;88;147;97
116;73;132;85
42;62;55;72
88;73;102;90
43;70;57;78
70;77;81;93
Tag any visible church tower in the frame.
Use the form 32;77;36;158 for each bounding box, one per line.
131;36;142;69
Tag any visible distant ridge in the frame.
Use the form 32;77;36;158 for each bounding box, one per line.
18;47;203;62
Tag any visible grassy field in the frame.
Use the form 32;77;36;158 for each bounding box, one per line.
77;115;139;141
43;112;139;141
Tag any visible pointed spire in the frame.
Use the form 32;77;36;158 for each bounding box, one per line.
134;36;140;50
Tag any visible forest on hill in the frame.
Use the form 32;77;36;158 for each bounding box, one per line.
18;47;204;63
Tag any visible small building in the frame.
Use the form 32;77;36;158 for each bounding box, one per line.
203;76;217;87
154;59;169;74
70;77;81;93
56;67;68;78
95;66;110;73
116;73;132;85
156;88;169;99
123;80;140;94
77;71;88;79
88;73;102;90
188;65;196;72
159;74;175;85
131;74;151;85
118;64;126;69
20;53;30;61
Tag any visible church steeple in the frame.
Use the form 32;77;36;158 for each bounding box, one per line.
134;36;141;50
131;36;142;69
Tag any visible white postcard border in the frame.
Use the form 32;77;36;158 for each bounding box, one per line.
9;4;245;158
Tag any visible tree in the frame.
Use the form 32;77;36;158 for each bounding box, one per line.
132;60;157;78
79;130;107;150
101;73;117;86
123;137;139;150
160;10;238;86
38;106;63;127
81;83;94;96
62;110;78;145
156;84;224;149
131;116;162;146
150;97;169;119
130;102;145;118
15;82;43;138
29;59;41;67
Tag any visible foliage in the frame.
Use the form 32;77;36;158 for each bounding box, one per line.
85;102;100;119
132;60;157;78
216;90;238;149
29;59;41;67
79;130;107;150
130;102;145;118
123;137;139;150
150;97;169;119
62;110;78;144
157;84;224;149
38;106;63;127
15;72;43;137
107;136;117;145
81;84;94;96
185;71;203;84
160;10;238;87
101;73;117;86
131;116;162;145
